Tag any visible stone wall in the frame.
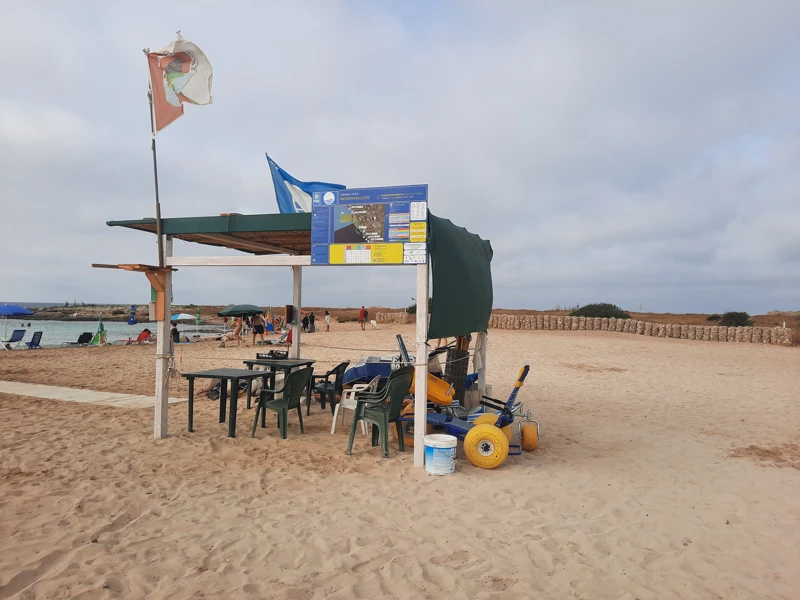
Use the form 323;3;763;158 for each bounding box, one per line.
486;314;794;346
376;312;414;324
374;311;795;346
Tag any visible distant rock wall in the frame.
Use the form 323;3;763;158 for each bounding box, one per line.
376;312;413;324
486;314;794;346
375;312;795;346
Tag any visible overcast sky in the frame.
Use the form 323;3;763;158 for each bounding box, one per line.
1;1;798;313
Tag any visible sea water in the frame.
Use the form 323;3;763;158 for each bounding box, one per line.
1;320;224;348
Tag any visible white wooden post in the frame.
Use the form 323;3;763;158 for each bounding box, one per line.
154;236;173;439
291;265;302;359
476;331;488;393
413;262;429;467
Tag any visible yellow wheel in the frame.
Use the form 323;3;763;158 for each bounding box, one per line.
399;420;431;447
398;404;430;447
473;414;512;442
521;423;539;451
464;424;509;469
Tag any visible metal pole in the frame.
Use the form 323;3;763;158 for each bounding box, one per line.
291;265;302;359
476;331;488;394
151;135;164;268
147;89;164;268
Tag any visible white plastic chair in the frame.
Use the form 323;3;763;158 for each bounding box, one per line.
332;375;381;435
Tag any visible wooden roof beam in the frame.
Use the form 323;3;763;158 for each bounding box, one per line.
195;232;299;255
91;263;176;272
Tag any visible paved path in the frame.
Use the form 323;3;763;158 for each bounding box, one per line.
0;381;186;409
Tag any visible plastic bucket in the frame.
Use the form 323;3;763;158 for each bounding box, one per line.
424;434;457;475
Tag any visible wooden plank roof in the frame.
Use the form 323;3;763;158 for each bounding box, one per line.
107;213;312;255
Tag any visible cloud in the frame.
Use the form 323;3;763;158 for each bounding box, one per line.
0;0;798;313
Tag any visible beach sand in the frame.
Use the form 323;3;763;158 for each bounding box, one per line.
1;323;799;599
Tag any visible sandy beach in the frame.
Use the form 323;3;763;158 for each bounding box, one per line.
1;323;799;599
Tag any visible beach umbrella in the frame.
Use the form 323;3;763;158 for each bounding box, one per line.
92;312;106;345
127;305;138;343
218;304;265;318
171;313;196;321
0;304;32;338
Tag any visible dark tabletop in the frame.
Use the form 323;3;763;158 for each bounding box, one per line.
182;368;268;379
242;358;316;368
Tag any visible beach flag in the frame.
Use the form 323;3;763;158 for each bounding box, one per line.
266;154;345;213
147;31;213;135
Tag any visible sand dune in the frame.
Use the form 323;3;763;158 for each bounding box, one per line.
1;323;799;599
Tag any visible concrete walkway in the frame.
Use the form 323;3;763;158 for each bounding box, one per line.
0;381;186;409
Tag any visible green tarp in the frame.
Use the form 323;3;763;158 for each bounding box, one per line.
427;213;493;340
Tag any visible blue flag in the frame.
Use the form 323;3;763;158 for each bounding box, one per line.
266;154;345;213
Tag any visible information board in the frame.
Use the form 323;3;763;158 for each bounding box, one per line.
310;184;428;265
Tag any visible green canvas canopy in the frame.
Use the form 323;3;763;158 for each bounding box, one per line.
427;213;493;340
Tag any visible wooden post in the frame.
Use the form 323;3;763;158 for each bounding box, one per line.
291;265;302;359
414;262;429;468
476;331;488;393
154;236;173;439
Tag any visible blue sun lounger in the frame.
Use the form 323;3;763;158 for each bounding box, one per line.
1;329;25;350
25;331;43;349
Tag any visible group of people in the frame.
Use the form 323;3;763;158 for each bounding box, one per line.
214;308;342;347
229;313;274;346
300;310;332;333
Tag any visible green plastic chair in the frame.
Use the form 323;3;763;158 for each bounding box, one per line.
252;366;313;439
346;366;414;458
310;361;350;416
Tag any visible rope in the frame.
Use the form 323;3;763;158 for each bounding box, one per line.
171;350;474;369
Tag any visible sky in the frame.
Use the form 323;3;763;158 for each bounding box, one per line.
1;0;798;313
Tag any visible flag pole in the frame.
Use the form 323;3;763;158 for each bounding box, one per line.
149;101;165;269
144;49;164;268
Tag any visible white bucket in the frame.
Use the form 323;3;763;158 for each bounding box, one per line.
424;434;457;475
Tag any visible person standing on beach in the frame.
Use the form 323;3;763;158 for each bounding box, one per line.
233;316;243;346
301;313;309;332
308;312;315;333
359;306;367;331
251;312;266;346
324;310;331;332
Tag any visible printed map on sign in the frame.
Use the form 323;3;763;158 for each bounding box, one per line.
310;185;428;265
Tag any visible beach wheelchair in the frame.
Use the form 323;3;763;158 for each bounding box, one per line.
425;365;539;469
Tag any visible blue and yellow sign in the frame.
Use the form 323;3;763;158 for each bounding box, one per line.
310;185;428;265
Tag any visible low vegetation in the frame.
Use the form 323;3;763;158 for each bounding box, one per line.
719;311;753;328
570;303;630;319
706;314;721;321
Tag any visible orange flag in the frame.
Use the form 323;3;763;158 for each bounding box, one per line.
147;32;213;135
